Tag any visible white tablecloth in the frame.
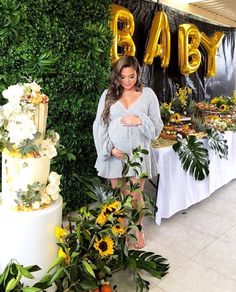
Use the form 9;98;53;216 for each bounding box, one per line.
154;131;236;225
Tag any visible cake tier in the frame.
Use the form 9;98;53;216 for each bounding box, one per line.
2;152;51;207
0;195;62;291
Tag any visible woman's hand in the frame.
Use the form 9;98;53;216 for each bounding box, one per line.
111;148;124;160
120;115;142;126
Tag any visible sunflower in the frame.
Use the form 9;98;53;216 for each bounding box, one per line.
210;97;220;104
55;226;67;242
219;104;228;112
173;113;181;123
58;247;70;265
96;201;121;226
107;201;120;213
96;211;108;226
112;224;126;236
94;235;114;257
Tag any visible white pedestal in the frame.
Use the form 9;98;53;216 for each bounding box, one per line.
0;196;63;289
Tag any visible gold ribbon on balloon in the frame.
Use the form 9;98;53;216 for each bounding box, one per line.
110;4;136;64
143;11;171;67
178;24;201;76
200;31;224;77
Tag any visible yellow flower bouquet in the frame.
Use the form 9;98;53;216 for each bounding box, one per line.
50;147;169;291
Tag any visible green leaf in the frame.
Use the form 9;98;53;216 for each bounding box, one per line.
140;149;149;155
5;266;22;292
127;250;169;279
49;267;65;284
206;128;228;159
82;260;96;278
0;263;11;285
24;265;41;273
22;287;42;292
173;135;209;180
5;277;20;292
78;279;98;290
18;265;35;279
47;257;64;273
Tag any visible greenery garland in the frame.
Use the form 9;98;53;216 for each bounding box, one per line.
0;0;112;210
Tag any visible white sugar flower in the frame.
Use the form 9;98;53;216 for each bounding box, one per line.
2;102;22;119
48;171;61;184
50;192;59;200
46;130;60;145
7;114;37;146
2;84;24;104
46;172;61;200
41;192;51;204
40;139;57;159
30;81;41;92
46;183;60;197
32;201;41;210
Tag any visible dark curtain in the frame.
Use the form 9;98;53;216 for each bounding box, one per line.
112;0;236;102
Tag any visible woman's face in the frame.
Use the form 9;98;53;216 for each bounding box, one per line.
119;66;137;90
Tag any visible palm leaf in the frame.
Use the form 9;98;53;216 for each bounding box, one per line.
173;134;209;180
134;272;150;292
206;128;228;159
127;250;169;279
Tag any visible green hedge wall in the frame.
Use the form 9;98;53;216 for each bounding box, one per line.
0;0;112;210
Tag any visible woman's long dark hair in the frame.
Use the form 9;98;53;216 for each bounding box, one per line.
102;55;142;123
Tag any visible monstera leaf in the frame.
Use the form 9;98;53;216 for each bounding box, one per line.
173;134;210;180
125;250;169;291
206;128;228;159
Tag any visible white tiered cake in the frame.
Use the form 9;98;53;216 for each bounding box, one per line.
0;81;63;289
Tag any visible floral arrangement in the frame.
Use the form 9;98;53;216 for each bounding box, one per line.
49;147;169;292
160;84;195;125
160;102;173;124
0;81;59;158
15;171;61;210
210;95;236;109
171;84;195;116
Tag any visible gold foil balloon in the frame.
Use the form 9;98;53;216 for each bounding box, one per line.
143;11;171;67
200;31;224;77
178;24;201;76
110;4;136;64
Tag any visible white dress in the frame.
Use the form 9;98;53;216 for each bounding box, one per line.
93;87;164;179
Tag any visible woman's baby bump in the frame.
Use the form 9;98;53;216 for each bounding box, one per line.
108;117;141;153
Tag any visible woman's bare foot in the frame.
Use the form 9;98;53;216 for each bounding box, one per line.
134;230;145;249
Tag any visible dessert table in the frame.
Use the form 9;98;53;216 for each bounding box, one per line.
153;131;236;225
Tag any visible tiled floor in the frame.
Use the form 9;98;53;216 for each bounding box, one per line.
111;179;236;292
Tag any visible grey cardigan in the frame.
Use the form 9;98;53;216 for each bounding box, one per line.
93;87;164;179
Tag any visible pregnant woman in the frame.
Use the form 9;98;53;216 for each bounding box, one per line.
93;56;163;249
